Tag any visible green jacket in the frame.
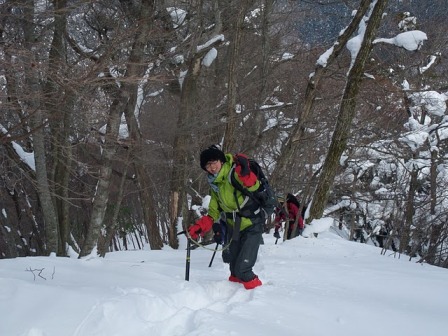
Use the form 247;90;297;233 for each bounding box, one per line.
207;153;260;231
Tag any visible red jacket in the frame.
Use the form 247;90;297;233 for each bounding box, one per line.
274;201;304;230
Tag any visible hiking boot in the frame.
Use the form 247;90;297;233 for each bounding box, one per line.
242;276;262;290
228;275;241;283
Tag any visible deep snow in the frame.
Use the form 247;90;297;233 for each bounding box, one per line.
1;228;447;336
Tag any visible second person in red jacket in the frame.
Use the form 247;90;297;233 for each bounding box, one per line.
273;194;304;240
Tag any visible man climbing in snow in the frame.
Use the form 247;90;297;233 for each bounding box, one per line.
188;145;264;290
273;193;304;240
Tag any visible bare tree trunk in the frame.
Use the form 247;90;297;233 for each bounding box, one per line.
308;0;388;223
259;0;273;107
22;0;59;255
53;133;72;256
97;156;130;257
223;0;254;152
425;143;440;263
430;146;437;216
168;36;224;248
78;95;123;257
400;162;417;254
45;0;73;256
80;0;167;256
271;0;372;187
135;165;162;249
169;56;203;248
121;0;163;250
246;0;274;152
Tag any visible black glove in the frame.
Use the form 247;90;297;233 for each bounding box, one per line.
254;188;267;203
273;231;281;239
234;154;250;176
212;222;223;244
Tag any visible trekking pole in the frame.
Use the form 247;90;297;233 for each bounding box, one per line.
185;238;191;281
274;230;282;244
208;243;219;267
177;230;191;281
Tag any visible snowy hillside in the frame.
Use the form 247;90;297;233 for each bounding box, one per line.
1;229;447;336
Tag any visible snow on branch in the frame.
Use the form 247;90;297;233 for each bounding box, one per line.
323;197;356;216
373;30;427;51
197;35;225;52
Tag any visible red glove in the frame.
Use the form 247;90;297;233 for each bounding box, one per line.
188;216;213;239
234;154;257;187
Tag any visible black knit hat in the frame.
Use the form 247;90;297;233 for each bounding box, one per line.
200;145;226;170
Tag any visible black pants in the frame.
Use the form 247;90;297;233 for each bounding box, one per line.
227;217;263;282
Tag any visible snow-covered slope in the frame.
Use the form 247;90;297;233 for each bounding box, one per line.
1;229;447;336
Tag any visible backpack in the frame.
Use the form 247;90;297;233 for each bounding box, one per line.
286;193;306;218
286;193;300;210
230;155;277;217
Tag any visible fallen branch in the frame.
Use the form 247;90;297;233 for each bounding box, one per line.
26;267;47;280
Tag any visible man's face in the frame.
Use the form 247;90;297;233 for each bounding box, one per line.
205;160;223;175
